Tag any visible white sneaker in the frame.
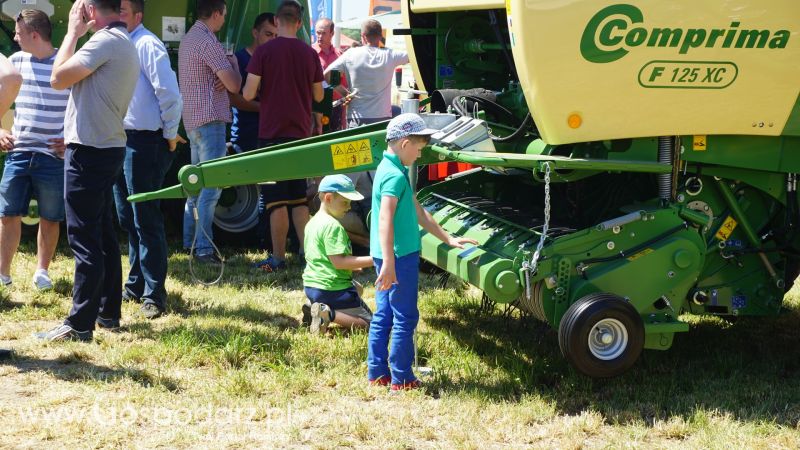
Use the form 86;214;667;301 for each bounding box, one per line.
310;303;331;334
32;269;53;291
0;274;11;287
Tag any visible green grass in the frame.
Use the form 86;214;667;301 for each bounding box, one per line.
0;236;799;448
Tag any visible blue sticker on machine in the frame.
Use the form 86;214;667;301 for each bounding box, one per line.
732;295;747;309
710;289;718;305
458;245;478;258
439;65;455;77
725;239;744;249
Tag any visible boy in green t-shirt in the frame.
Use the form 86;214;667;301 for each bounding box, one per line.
303;175;374;333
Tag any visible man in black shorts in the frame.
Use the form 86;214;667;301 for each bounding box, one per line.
243;1;323;271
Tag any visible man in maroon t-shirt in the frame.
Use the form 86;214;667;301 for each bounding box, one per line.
243;0;323;272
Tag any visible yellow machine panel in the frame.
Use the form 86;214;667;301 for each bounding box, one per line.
410;0;504;13
507;0;800;144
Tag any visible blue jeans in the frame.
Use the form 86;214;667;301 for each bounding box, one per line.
0;151;65;221
183;121;226;255
367;252;420;384
113;130;175;309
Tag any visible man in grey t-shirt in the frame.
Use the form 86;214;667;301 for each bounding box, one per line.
324;19;408;127
36;0;139;342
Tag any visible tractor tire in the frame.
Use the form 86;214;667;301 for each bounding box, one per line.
558;293;644;378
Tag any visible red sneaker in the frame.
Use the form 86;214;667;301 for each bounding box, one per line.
391;380;422;391
369;376;391;387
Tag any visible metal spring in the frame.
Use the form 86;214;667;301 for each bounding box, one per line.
515;281;547;322
658;136;673;201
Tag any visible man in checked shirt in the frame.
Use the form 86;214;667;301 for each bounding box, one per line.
178;0;241;264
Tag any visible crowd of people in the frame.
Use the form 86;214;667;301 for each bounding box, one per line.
0;0;477;390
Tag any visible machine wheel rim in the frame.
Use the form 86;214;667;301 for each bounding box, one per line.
588;318;628;361
213;184;260;233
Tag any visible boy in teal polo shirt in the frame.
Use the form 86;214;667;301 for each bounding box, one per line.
303;175;374;334
368;113;478;390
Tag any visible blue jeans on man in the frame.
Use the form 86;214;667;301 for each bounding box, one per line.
0;151;65;221
113;130;175;310
183;121;226;256
63;144;125;331
367;252;420;384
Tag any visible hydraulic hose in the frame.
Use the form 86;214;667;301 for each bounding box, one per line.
447;94;537;141
491;113;533;142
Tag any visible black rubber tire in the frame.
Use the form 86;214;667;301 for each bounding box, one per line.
558;293;644;378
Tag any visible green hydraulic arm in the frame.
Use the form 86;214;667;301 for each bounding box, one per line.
129;122;390;203
426;146;673;174
129;126;674;204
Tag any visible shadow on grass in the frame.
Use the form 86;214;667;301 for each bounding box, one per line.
163;290;300;329
3;321;295;391
0;287;63;312
424;300;800;426
5;351;182;392
166;251;306;291
0;288;21;311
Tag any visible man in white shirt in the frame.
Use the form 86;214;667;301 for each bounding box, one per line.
324;19;408;127
113;0;184;321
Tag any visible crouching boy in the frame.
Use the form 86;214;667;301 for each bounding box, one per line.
303;174;374;333
368;113;478;390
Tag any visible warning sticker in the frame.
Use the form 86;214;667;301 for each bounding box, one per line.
506;0;514;46
715;216;738;240
330;139;372;170
627;248;654;261
693;135;707;151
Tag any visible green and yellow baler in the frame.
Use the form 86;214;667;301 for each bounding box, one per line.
135;0;800;377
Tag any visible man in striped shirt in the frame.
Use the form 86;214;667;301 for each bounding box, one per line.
0;9;69;291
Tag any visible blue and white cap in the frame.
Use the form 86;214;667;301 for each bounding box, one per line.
318;174;364;201
385;113;438;142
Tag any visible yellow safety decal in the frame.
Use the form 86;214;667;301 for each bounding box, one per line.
715;216;738;240
331;139;372;170
506;0;512;16
693;135;707;151
627;248;654;261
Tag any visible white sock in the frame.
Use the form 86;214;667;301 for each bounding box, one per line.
34;269;48;277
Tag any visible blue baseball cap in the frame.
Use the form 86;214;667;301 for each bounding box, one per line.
385;113;438;142
318;174;364;201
